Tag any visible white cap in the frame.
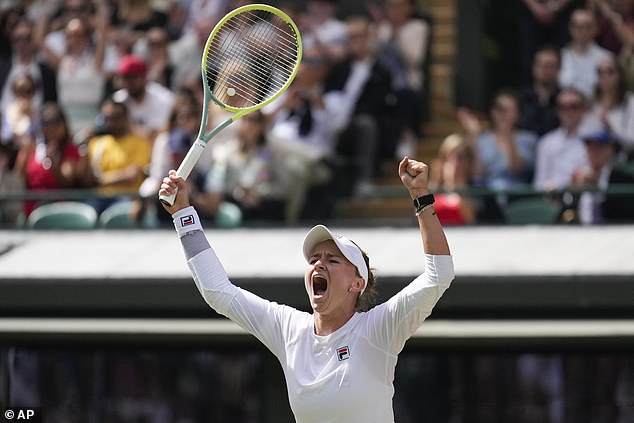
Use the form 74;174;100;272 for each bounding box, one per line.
302;225;368;295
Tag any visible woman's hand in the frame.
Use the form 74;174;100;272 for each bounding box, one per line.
159;170;190;215
398;156;430;198
456;107;482;140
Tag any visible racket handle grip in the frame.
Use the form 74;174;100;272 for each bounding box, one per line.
159;140;207;207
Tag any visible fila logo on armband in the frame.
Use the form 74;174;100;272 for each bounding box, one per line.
337;346;350;361
180;215;195;227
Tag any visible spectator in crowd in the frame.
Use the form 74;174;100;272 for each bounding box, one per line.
112;54;175;143
136;91;201;223
0;18;57;116
1;73;38;144
300;0;348;62
84;98;151;213
0;142;23;226
205;110;289;223
572;129;616;224
142;27;174;90
458;89;538;190
35;0;95;60
581;55;634;160
169;17;216;91
590;0;634;91
0;5;26;61
372;0;430;96
13;103;86;216
265;48;342;223
371;0;431;157
572;129;634;223
534;88;590;190
159;128;218;221
100;28;136;99
559;8;613;98
41;9;109;138
323;16;396;196
518;45;562;137
109;0;168;41
139;92;199;198
590;0;634;55
179;0;229;39
517;0;582;86
428;133;477;225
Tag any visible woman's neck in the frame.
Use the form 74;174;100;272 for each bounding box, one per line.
495;126;515;137
571;40;592;54
313;309;355;336
600;91;618;108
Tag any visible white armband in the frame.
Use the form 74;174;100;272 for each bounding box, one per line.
172;206;203;237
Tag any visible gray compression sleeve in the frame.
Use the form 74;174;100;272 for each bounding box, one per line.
181;230;211;260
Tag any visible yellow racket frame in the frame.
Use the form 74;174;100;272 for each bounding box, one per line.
198;3;303;142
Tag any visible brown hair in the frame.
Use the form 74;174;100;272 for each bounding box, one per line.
354;245;377;312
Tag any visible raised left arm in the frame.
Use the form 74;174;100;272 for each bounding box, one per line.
398;156;451;256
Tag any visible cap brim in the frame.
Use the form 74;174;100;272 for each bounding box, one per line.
302;225;335;261
302;225;369;290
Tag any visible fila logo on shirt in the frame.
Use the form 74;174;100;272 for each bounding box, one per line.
180;215;195;227
337;346;350;361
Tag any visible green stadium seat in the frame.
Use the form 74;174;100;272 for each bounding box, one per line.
26;201;98;229
99;200;158;229
503;197;561;225
215;201;242;228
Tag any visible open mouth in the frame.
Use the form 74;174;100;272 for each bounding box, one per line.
312;275;328;296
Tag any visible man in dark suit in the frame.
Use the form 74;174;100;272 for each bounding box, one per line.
603;162;634;223
517;45;561;137
573;129;634;223
324;16;397;196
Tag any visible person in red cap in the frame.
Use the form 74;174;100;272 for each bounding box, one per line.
158;156;454;423
112;54;174;143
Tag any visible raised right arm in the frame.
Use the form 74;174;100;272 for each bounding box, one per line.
159;171;297;357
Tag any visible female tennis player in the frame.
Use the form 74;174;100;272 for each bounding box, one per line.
159;156;454;422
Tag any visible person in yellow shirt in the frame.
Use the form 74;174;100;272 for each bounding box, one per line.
85;98;151;212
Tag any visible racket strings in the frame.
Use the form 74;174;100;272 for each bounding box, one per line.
212;19;293;94
208;16;297;97
225;12;299;55
205;9;300;108
218;11;299;68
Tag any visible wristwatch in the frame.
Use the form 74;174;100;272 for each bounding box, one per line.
413;194;435;215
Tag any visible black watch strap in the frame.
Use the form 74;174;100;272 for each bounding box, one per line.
413;194;435;215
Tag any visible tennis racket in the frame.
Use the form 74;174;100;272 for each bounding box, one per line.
159;3;302;206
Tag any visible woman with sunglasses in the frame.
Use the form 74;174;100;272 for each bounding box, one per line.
581;55;634;160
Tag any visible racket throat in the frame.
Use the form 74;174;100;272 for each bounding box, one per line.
200;116;234;142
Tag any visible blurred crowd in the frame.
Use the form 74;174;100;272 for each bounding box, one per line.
436;0;634;226
0;0;432;228
1;0;634;229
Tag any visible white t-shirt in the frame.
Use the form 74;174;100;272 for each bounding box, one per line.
533;127;589;190
559;43;613;99
57;51;105;136
581;93;634;153
187;246;454;423
377;18;430;92
113;81;174;131
302;18;347;54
